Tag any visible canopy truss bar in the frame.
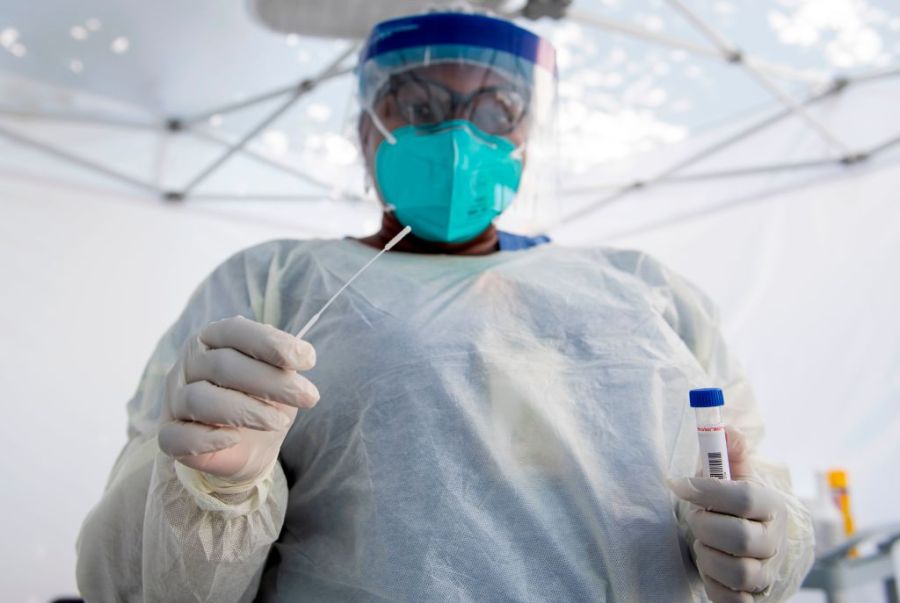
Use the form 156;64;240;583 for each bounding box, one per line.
743;56;829;86
555;65;900;227
562;110;789;197
663;0;851;156
563;80;842;197
665;157;838;182
0;107;159;130
651;79;850;182
557;188;634;225
318;42;362;79
180;82;301;127
597;168;848;243
601;139;900;244
179;63;355;128
0;123;162;195
566;65;897;195
849;65;900;84
663;0;734;56
180;42;359;126
559;125;900;227
651;108;792;183
867;131;900;159
666;123;900;183
177;91;304;198
741;66;850;155
189;193;337;201
175;45;356;199
152;130;170;188
567;8;721;59
189;127;338;194
566;7;828;85
566;157;843;199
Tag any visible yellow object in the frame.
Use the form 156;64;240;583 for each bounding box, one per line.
828;470;847;490
827;469;855;537
828;469;857;558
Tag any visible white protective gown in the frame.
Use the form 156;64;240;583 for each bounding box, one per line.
77;238;814;602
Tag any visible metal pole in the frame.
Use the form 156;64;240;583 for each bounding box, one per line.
189;127;365;201
866;131;900;159
179;82;303;127
189;193;340;201
0;123;162;195
741;67;851;155
560;155;840;226
563;79;843;198
589;165;860;243
180;42;359;126
665;157;839;183
663;0;851;156
562;66;899;200
653;81;848;181
0;106;159;130
566;8;828;85
744;56;830;86
568;8;721;59
152;130;170;189
557;187;636;225
175;46;357;199
178;65;353;129
663;0;735;55
176;91;305;198
848;65;900;85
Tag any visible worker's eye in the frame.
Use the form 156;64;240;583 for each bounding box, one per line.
470;88;528;135
410;102;437;123
393;79;451;126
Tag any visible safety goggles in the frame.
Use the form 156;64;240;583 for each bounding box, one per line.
378;71;530;136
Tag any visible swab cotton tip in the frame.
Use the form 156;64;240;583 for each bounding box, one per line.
385;225;412;251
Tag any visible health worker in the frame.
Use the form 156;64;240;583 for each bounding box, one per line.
76;11;813;603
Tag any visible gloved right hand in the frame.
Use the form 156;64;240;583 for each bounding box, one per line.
158;315;319;489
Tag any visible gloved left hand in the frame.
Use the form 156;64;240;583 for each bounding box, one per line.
670;426;788;603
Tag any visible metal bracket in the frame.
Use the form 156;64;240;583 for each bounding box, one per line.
521;0;573;20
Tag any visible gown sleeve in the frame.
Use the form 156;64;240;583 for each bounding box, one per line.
608;248;815;603
76;241;296;603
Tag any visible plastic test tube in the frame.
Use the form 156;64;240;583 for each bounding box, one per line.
689;388;731;480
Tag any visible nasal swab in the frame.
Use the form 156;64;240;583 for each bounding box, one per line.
296;225;412;339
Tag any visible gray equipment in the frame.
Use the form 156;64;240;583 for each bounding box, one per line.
802;523;900;603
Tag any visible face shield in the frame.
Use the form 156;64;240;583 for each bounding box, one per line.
356;12;558;242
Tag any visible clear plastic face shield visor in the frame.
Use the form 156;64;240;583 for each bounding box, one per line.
356;12;559;238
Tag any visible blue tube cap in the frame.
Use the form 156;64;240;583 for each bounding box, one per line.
690;388;725;408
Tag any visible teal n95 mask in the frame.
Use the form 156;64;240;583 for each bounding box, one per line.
374;120;524;243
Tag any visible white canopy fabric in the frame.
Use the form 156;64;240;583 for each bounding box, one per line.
1;1;899;601
2;0;898;205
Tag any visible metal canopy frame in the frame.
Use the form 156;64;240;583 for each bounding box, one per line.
0;42;359;203
0;3;898;216
553;1;900;228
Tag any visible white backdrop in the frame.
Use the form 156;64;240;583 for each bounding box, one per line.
2;97;900;602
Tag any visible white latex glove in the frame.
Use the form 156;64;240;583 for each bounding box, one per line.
671;426;788;603
158;315;319;490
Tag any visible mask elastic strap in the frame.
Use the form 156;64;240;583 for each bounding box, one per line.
366;107;397;145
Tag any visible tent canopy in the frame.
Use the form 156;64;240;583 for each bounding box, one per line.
1;2;899;602
2;0;898;213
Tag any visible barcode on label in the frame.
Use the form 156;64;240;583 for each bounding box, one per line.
707;452;725;479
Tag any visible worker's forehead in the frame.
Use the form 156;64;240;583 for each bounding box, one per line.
394;62;519;92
